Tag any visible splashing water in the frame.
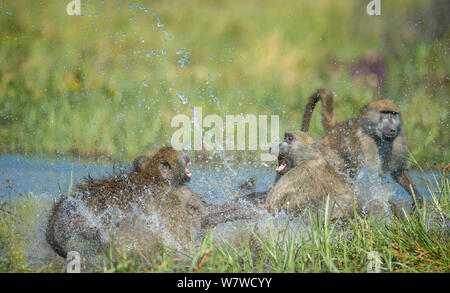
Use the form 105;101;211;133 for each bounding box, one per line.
353;167;396;217
0;154;435;267
131;3;164;27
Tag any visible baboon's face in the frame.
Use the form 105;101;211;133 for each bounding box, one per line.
361;99;402;143
365;110;402;142
141;147;192;185
271;131;316;176
276;132;296;176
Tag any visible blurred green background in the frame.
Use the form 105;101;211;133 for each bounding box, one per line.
0;0;448;165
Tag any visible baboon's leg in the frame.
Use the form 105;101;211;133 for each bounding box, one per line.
243;191;267;208
392;169;423;209
201;203;257;230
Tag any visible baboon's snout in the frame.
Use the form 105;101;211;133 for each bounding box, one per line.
269;143;280;157
179;153;192;179
181;153;191;165
383;126;397;140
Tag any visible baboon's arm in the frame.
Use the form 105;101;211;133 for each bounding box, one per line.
200;202;257;230
392;169;423;209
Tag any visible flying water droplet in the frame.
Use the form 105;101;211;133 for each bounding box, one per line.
177;93;188;105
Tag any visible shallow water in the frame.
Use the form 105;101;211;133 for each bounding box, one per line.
0;154;442;266
0;155;438;202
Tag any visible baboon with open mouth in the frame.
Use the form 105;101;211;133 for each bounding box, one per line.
46;146;255;258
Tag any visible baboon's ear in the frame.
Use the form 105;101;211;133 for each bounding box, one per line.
359;104;369;114
132;156;148;172
159;160;172;178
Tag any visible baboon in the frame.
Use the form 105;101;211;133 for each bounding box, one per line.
239;132;318;208
241;191;268;209
46;146;255;258
132;153;258;231
131;155;149;172
238;177;256;192
267;130;357;219
46;147;196;258
301;90;423;208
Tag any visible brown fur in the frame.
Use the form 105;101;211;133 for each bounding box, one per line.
302;92;423;208
266;131;357;219
241;191;268;209
46;147;255;258
46;147;196;258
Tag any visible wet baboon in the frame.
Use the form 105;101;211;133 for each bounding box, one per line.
301;90;423;208
238;177;256;192
46;146;256;258
241;191;268;209
267;130;357;219
237;177;269;208
131;153;257;231
240;132;320;209
46;147;196;258
46;196;102;259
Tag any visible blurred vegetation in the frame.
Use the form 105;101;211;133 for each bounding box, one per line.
0;0;448;165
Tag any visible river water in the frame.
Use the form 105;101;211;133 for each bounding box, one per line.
0;154;437;202
0;154;443;266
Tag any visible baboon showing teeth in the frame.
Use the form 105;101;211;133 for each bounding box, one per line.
46;146;255;258
301;90;423;209
240;132;320;209
267;130;357;219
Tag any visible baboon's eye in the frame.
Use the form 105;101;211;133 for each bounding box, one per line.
380;111;398;115
159;161;172;176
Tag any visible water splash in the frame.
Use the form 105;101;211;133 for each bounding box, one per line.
353;167;397;216
0;155;433;268
131;4;165;28
176;93;202;134
176;49;191;68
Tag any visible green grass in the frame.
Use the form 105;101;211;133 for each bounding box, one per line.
0;169;448;273
0;0;448;165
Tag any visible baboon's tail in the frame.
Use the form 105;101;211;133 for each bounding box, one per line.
45;199;68;258
301;88;337;133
